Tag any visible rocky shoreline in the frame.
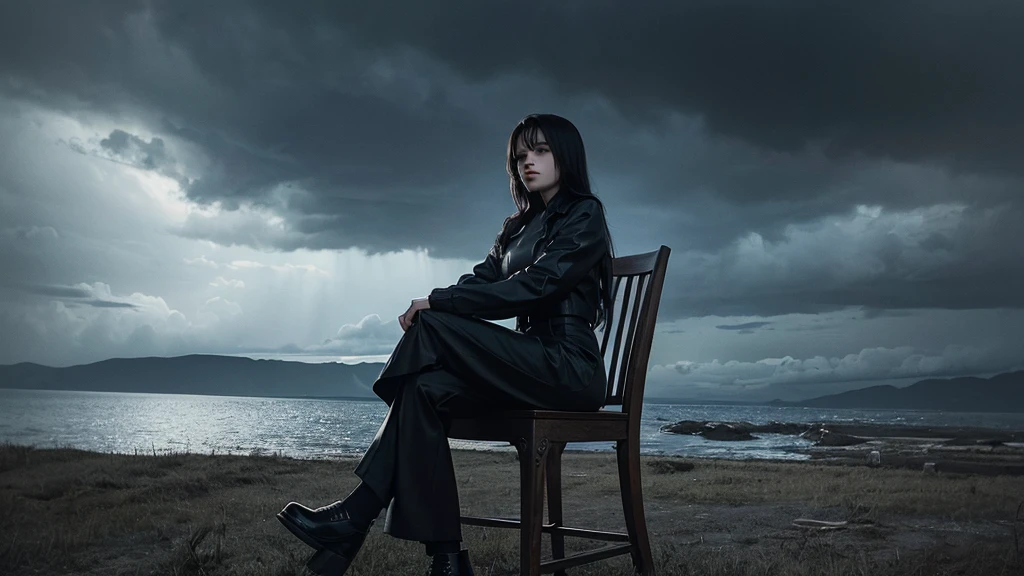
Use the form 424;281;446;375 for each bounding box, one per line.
661;420;1024;475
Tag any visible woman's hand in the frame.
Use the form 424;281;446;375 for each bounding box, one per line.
398;297;431;332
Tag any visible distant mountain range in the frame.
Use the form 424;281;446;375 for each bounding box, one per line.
0;355;383;399
768;370;1024;413
1;356;1021;412
613;371;1024;413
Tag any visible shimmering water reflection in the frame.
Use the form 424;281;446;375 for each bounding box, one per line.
2;389;1023;461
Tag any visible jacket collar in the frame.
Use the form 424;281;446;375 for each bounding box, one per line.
543;189;579;216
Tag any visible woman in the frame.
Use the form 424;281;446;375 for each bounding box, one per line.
277;113;616;576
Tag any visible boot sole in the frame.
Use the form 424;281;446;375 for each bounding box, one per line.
277;512;370;575
306;547;353;575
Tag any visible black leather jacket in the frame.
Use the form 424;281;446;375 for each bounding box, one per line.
427;190;607;334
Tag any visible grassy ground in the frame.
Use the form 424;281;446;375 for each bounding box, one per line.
1;442;1022;575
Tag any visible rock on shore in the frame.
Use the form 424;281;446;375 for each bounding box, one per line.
661;420;1022;444
799;427;867;447
660;420;759;441
659;419;1024;475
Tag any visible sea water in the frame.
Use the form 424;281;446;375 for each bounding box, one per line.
2;388;1023;461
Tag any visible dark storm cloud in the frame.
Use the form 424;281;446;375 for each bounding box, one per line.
17;284;140;310
664;202;1024;318
715;322;772;331
2;1;1020;212
2;0;1022;322
79;300;140;310
100;130;172;171
0;0;508;257
312;0;1024;177
22;285;93;299
67;129;193;188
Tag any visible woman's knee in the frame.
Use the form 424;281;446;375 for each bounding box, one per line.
415;308;445;325
407;309;437;332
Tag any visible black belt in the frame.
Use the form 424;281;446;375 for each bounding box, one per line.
519;313;595;331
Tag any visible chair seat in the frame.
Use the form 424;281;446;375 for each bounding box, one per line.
448;409;629;443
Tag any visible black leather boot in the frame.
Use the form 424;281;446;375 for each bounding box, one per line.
427;549;474;576
277;500;372;575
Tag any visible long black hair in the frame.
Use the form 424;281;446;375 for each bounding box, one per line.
497;113;616;332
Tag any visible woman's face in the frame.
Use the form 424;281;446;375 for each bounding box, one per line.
514;130;560;194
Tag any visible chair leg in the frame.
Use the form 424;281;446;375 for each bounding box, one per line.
517;434;549;576
546;441;568;576
617;438;655;575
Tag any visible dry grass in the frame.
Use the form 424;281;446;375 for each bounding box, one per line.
1;442;1022;575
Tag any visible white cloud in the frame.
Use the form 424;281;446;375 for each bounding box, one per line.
176;199;303;251
209;276;244;288
184;255;219;269
721;202;970;291
225;259;328;276
226;260;264;269
303;313;405;356
1;282;197;364
195;296;243;327
659;199;1022;319
0;100;476;367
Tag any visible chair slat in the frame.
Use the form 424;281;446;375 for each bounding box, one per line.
460;516;629;543
616;273;647;406
544;526;630;543
599;275;622;357
606;275;633;403
540;543;634;573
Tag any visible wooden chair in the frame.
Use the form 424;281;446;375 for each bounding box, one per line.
448;245;671;575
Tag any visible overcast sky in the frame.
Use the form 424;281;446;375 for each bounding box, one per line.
1;1;1022;401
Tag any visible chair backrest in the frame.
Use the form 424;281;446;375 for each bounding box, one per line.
596;245;671;417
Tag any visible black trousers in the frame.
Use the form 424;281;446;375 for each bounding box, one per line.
353;309;606;543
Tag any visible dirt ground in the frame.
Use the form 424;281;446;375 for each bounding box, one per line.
1;444;1022;575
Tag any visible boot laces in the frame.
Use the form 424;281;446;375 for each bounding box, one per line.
315;500;350;523
429;553;456;576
